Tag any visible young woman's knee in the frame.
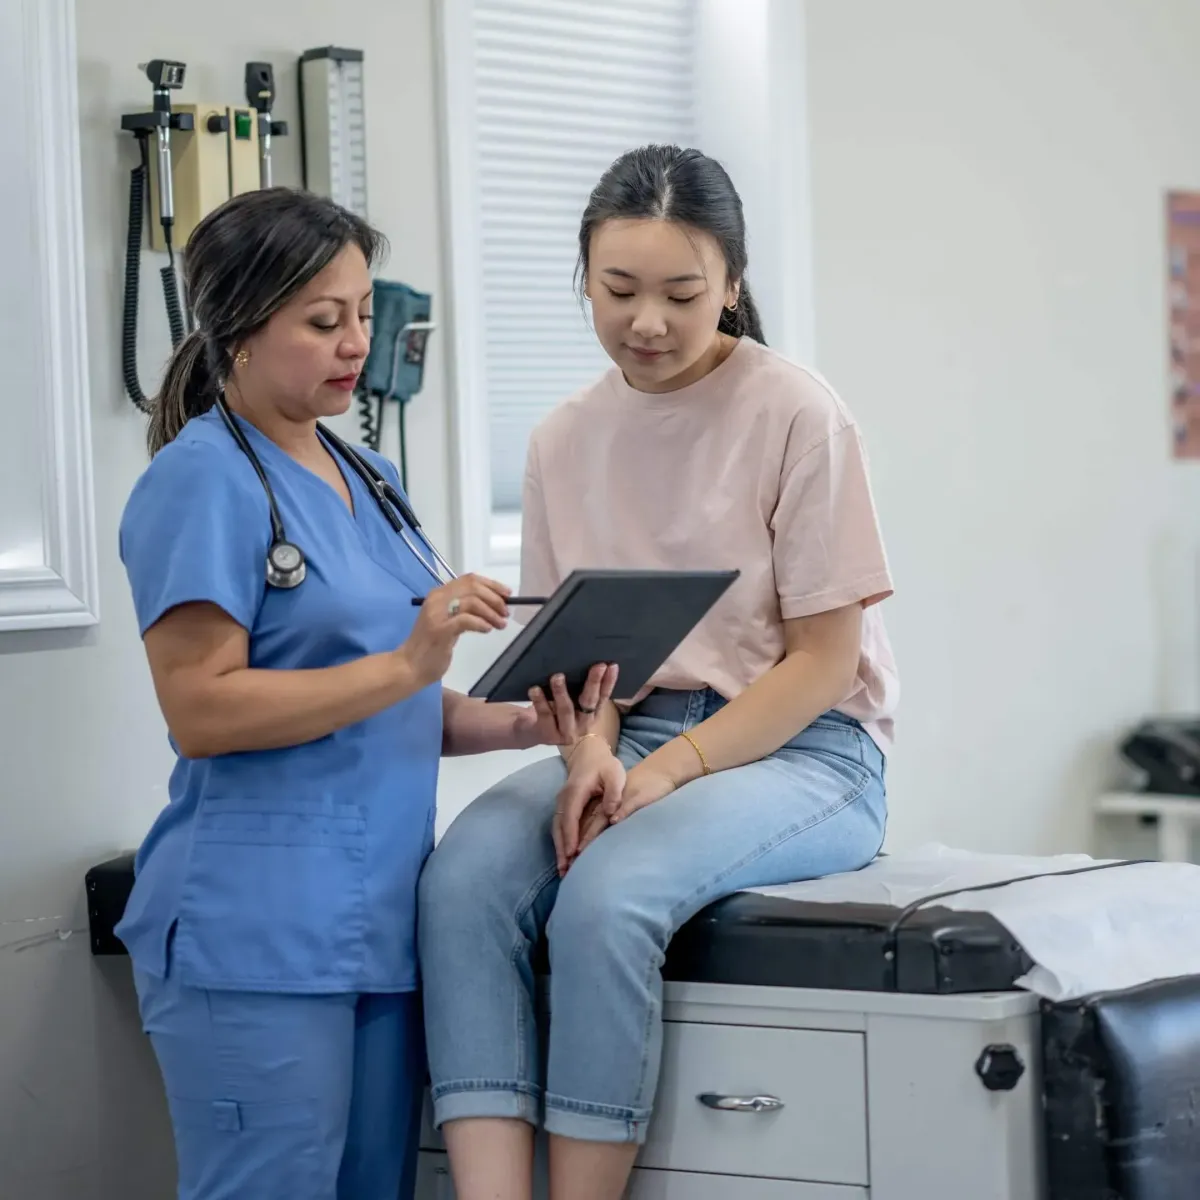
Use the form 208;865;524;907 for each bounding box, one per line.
547;851;669;965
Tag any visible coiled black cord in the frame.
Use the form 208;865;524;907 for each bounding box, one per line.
162;240;185;348
122;134;187;412
357;388;383;451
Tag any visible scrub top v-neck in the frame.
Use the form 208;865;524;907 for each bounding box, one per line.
116;407;443;995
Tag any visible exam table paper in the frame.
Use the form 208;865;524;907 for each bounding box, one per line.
747;843;1200;1002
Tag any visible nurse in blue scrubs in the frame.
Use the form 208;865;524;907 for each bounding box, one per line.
116;187;616;1200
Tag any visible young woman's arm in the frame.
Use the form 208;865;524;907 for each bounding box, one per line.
555;603;863;857
143;575;509;758
626;602;862;795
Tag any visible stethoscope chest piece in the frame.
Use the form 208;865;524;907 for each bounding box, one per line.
215;393;452;591
266;540;307;589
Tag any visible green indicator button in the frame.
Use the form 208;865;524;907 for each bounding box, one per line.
234;110;253;140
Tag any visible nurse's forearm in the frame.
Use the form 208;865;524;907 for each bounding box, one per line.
164;652;423;758
440;690;528;755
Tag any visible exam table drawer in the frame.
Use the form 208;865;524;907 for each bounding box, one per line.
639;1020;869;1186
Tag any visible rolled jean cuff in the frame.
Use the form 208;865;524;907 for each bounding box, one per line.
431;1083;541;1131
543;1094;651;1145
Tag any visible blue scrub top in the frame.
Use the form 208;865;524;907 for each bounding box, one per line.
116;408;442;995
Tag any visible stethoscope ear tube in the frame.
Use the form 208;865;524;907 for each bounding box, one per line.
215;395;453;589
317;422;457;584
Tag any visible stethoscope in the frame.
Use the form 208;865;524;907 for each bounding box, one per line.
215;394;457;590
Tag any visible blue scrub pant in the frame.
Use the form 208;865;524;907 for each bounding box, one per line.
134;967;424;1200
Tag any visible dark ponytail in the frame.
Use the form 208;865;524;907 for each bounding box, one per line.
146;330;223;456
145;186;386;457
577;144;767;345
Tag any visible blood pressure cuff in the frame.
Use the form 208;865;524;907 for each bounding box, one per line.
362;280;431;401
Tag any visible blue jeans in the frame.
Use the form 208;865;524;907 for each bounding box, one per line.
134;968;424;1199
417;687;887;1144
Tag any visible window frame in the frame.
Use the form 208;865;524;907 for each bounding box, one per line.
0;0;98;632
435;0;814;573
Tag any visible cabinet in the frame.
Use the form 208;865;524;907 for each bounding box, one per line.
416;980;1043;1200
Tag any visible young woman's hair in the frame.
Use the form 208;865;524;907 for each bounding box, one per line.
576;144;766;345
147;187;387;456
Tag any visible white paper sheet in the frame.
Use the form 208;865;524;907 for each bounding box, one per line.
747;843;1200;1002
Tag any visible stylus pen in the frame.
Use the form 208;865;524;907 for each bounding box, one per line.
409;596;548;606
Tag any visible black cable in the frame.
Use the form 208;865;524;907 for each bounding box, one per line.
398;401;409;492
882;858;1150;989
122;134;188;412
161;231;186;349
121;137;153;412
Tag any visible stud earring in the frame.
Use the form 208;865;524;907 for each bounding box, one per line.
234;348;250;367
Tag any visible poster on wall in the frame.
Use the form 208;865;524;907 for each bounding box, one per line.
1166;191;1200;458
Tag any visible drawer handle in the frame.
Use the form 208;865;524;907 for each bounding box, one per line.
697;1093;785;1113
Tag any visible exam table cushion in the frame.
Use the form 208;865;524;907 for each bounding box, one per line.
89;852;1030;993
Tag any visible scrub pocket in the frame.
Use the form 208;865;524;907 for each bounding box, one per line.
173;796;368;991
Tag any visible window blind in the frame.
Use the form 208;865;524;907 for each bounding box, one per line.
468;0;697;511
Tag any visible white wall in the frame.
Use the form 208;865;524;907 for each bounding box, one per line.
804;0;1200;855
7;2;1200;1196
0;4;449;1197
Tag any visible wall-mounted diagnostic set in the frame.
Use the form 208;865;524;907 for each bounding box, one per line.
119;58;289;410
117;47;433;480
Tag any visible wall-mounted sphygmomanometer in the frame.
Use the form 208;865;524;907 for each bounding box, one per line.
296;48;436;489
118;57;288;411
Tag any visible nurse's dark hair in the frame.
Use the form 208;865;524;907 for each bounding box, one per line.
576;144;766;345
147;187;387;456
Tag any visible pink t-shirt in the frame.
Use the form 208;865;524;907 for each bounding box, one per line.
519;337;900;753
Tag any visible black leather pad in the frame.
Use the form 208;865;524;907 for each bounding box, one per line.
89;851;1033;992
662;890;1034;994
1042;975;1200;1200
85;853;137;955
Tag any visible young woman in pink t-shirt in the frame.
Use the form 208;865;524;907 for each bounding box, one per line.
419;145;899;1200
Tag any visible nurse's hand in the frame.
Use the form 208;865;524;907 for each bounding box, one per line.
515;663;619;748
400;575;511;688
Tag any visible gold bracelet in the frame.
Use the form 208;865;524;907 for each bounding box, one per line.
566;732;605;763
680;731;712;776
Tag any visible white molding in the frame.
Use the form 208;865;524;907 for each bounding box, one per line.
767;0;816;364
696;0;815;364
434;0;493;573
0;0;98;632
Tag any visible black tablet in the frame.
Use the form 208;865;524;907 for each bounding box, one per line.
468;568;740;704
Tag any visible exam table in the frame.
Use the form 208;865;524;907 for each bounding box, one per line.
86;847;1200;1200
